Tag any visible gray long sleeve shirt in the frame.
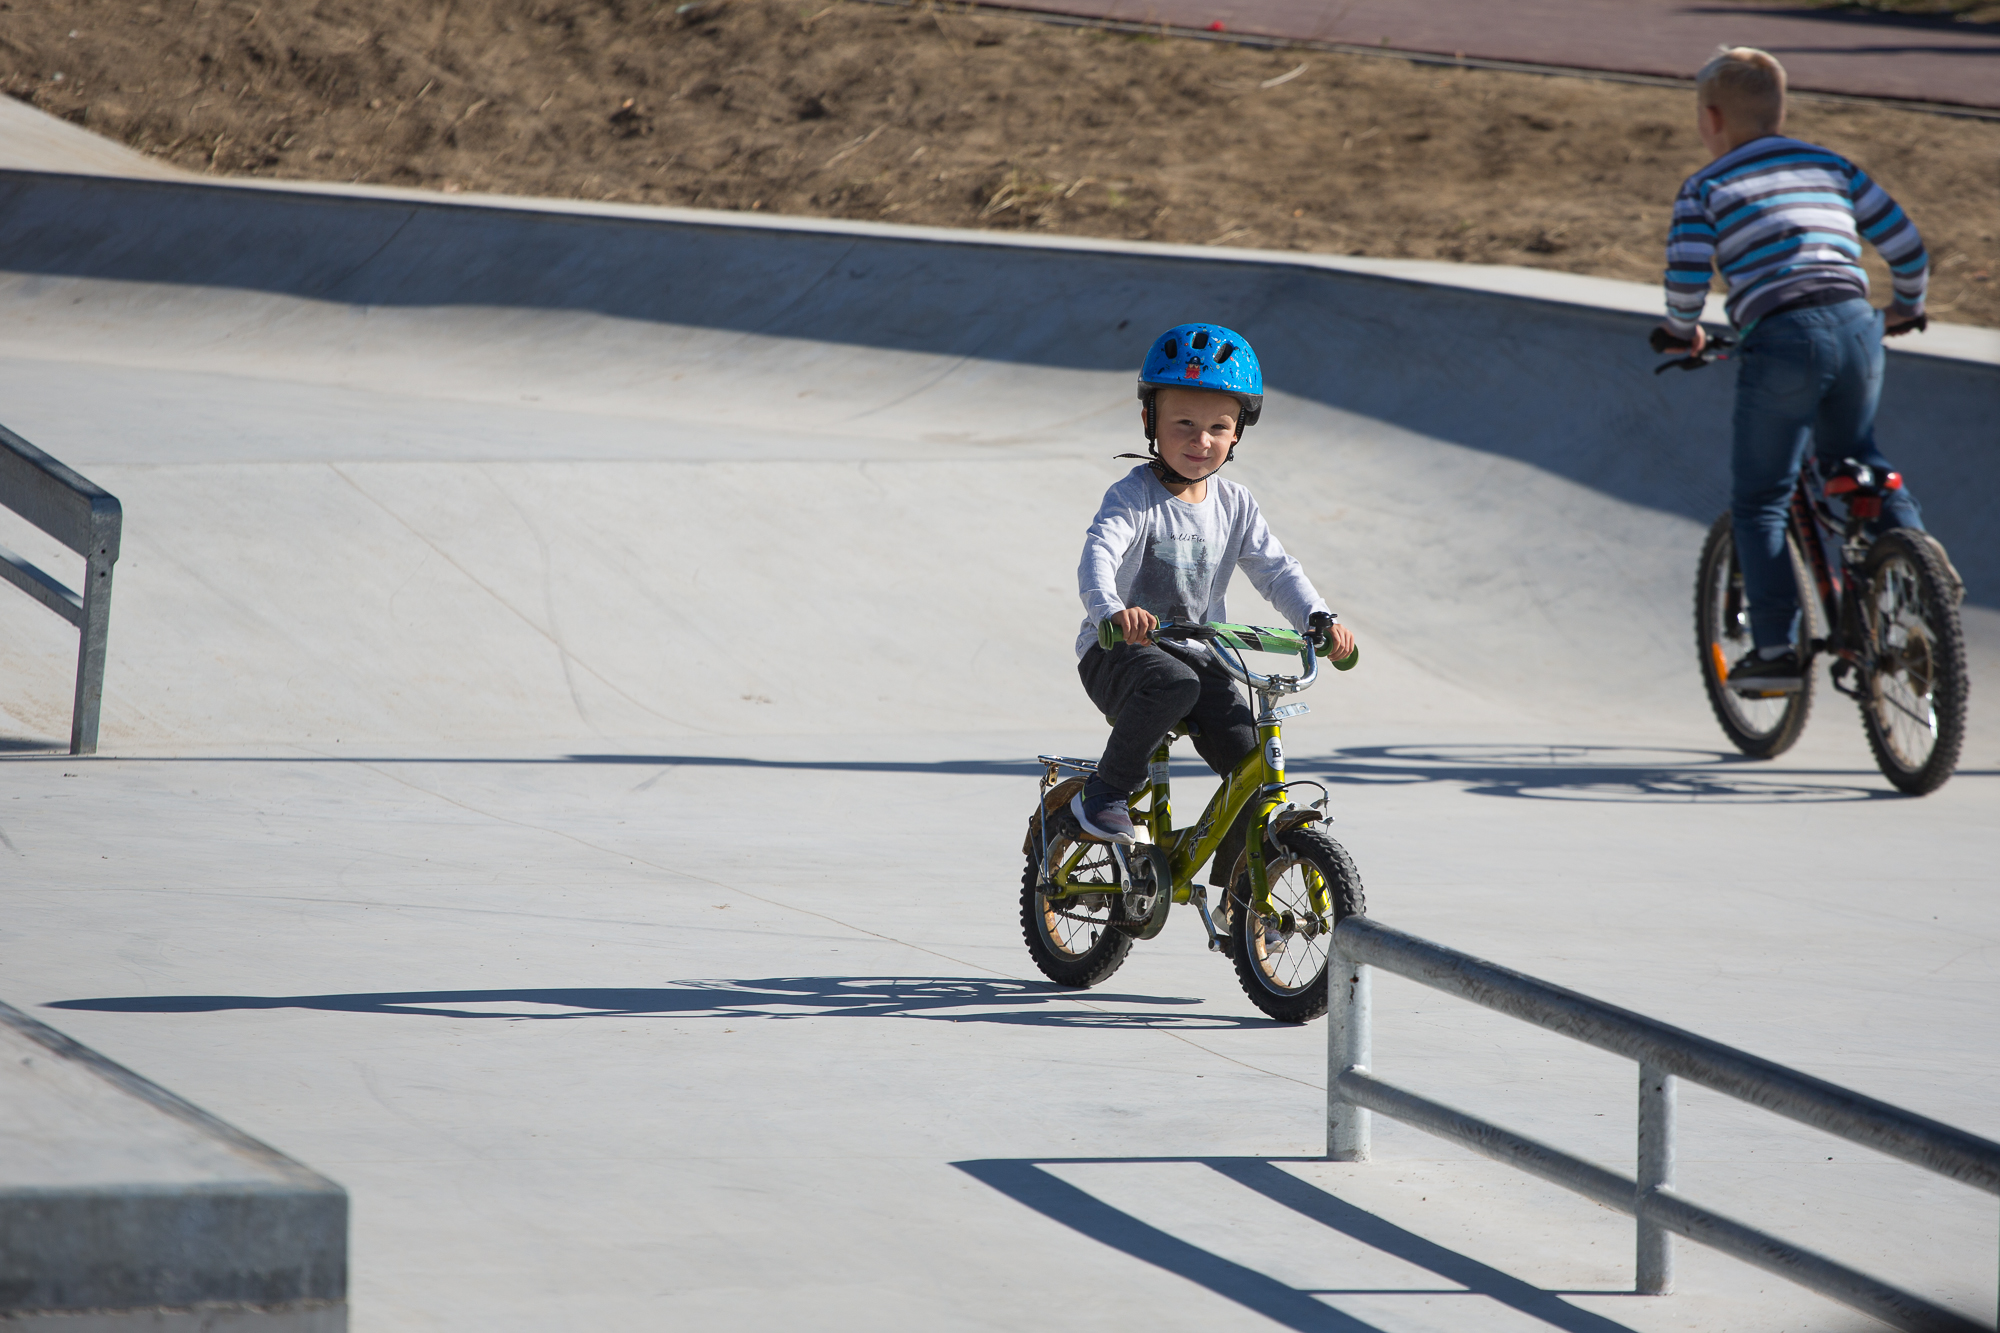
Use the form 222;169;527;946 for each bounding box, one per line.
1074;466;1330;659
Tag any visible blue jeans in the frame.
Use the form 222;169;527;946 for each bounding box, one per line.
1730;297;1923;649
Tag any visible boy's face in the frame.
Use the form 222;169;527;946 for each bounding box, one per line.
1148;387;1241;482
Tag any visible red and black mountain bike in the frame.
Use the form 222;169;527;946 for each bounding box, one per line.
1661;335;1967;795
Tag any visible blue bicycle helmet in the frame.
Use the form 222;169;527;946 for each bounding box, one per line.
1123;323;1263;483
1137;322;1263;436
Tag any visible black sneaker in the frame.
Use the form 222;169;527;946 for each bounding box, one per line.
1069;777;1136;844
1729;649;1804;695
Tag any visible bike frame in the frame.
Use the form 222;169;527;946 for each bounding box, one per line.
1787;466;1892;696
1039;626;1333;940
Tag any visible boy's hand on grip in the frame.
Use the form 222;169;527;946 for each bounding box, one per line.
1309;611;1354;663
1110;607;1157;647
1650;324;1703;356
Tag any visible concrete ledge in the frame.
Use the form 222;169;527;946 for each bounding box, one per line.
0;1003;344;1322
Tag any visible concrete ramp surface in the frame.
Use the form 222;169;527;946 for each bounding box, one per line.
1;148;1996;1333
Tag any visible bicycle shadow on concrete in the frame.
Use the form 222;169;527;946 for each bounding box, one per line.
1292;743;1910;804
45;976;1274;1030
955;1155;1645;1333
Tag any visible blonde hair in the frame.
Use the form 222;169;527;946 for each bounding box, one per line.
1698;47;1786;133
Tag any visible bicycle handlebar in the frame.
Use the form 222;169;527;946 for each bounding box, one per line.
1096;618;1359;692
1653;331;1738;375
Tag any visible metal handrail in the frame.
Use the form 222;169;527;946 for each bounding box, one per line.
1327;916;1999;1333
0;423;120;754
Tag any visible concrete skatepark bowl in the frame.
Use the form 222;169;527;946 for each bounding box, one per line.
0;110;1997;1330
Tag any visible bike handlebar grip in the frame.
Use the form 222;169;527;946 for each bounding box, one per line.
1097;620;1123;650
1333;644;1360;671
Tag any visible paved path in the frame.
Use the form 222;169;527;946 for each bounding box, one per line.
975;0;2000;109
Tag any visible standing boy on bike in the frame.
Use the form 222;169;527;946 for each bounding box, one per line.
1653;46;1945;692
1068;323;1355;845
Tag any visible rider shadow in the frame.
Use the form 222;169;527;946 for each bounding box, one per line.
1293;743;1902;804
44;976;1273;1030
956;1156;1647;1333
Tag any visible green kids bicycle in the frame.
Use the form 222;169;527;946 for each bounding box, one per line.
1020;620;1364;1023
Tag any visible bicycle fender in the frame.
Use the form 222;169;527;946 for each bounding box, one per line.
1022;776;1087;859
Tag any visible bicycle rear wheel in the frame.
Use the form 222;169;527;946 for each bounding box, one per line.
1857;531;1967;795
1021;831;1134;988
1694;513;1814;758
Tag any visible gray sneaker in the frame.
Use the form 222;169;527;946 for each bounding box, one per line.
1070;787;1136;845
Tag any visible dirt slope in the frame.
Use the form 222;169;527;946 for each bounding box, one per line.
3;0;1996;325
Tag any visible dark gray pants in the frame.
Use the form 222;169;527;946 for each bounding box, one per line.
1077;642;1258;795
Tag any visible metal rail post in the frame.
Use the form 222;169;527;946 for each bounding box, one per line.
0;424;120;755
1637;1062;1676;1294
68;503;119;755
1327;942;1371;1161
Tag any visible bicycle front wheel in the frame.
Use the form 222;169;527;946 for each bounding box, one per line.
1858;531;1967;795
1229;826;1363;1024
1694;513;1814;758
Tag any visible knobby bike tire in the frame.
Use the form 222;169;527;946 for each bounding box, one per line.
1694;513;1815;759
1020;830;1135;988
1857;531;1968;796
1229;825;1364;1024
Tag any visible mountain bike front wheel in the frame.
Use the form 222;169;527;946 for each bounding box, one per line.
1021;832;1135;988
1229;825;1364;1024
1857;531;1967;795
1694;513;1815;758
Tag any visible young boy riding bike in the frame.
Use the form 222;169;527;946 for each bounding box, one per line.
1069;323;1354;845
1652;46;1952;693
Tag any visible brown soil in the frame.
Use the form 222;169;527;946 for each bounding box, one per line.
4;0;1997;326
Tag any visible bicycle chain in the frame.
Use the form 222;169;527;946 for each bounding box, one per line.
1037;890;1125;929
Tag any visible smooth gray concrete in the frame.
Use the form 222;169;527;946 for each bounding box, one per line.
0;108;1996;1332
0;1002;345;1325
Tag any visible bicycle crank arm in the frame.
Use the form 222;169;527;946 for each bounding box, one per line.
1111;843;1176;941
1190;885;1227;953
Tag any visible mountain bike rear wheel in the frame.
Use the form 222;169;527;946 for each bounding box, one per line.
1229;825;1363;1024
1695;513;1815;758
1021;832;1134;988
1857;531;1967;795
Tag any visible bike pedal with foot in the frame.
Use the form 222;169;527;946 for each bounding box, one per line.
1020;620;1364;1023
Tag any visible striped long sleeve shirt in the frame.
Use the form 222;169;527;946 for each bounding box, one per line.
1664;137;1927;336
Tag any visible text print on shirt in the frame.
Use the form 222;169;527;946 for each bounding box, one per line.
1138;533;1215;622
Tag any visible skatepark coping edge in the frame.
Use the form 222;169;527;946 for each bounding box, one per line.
10;164;1995;367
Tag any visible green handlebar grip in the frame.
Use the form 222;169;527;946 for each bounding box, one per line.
1333;644;1360;671
1097;620;1122;650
